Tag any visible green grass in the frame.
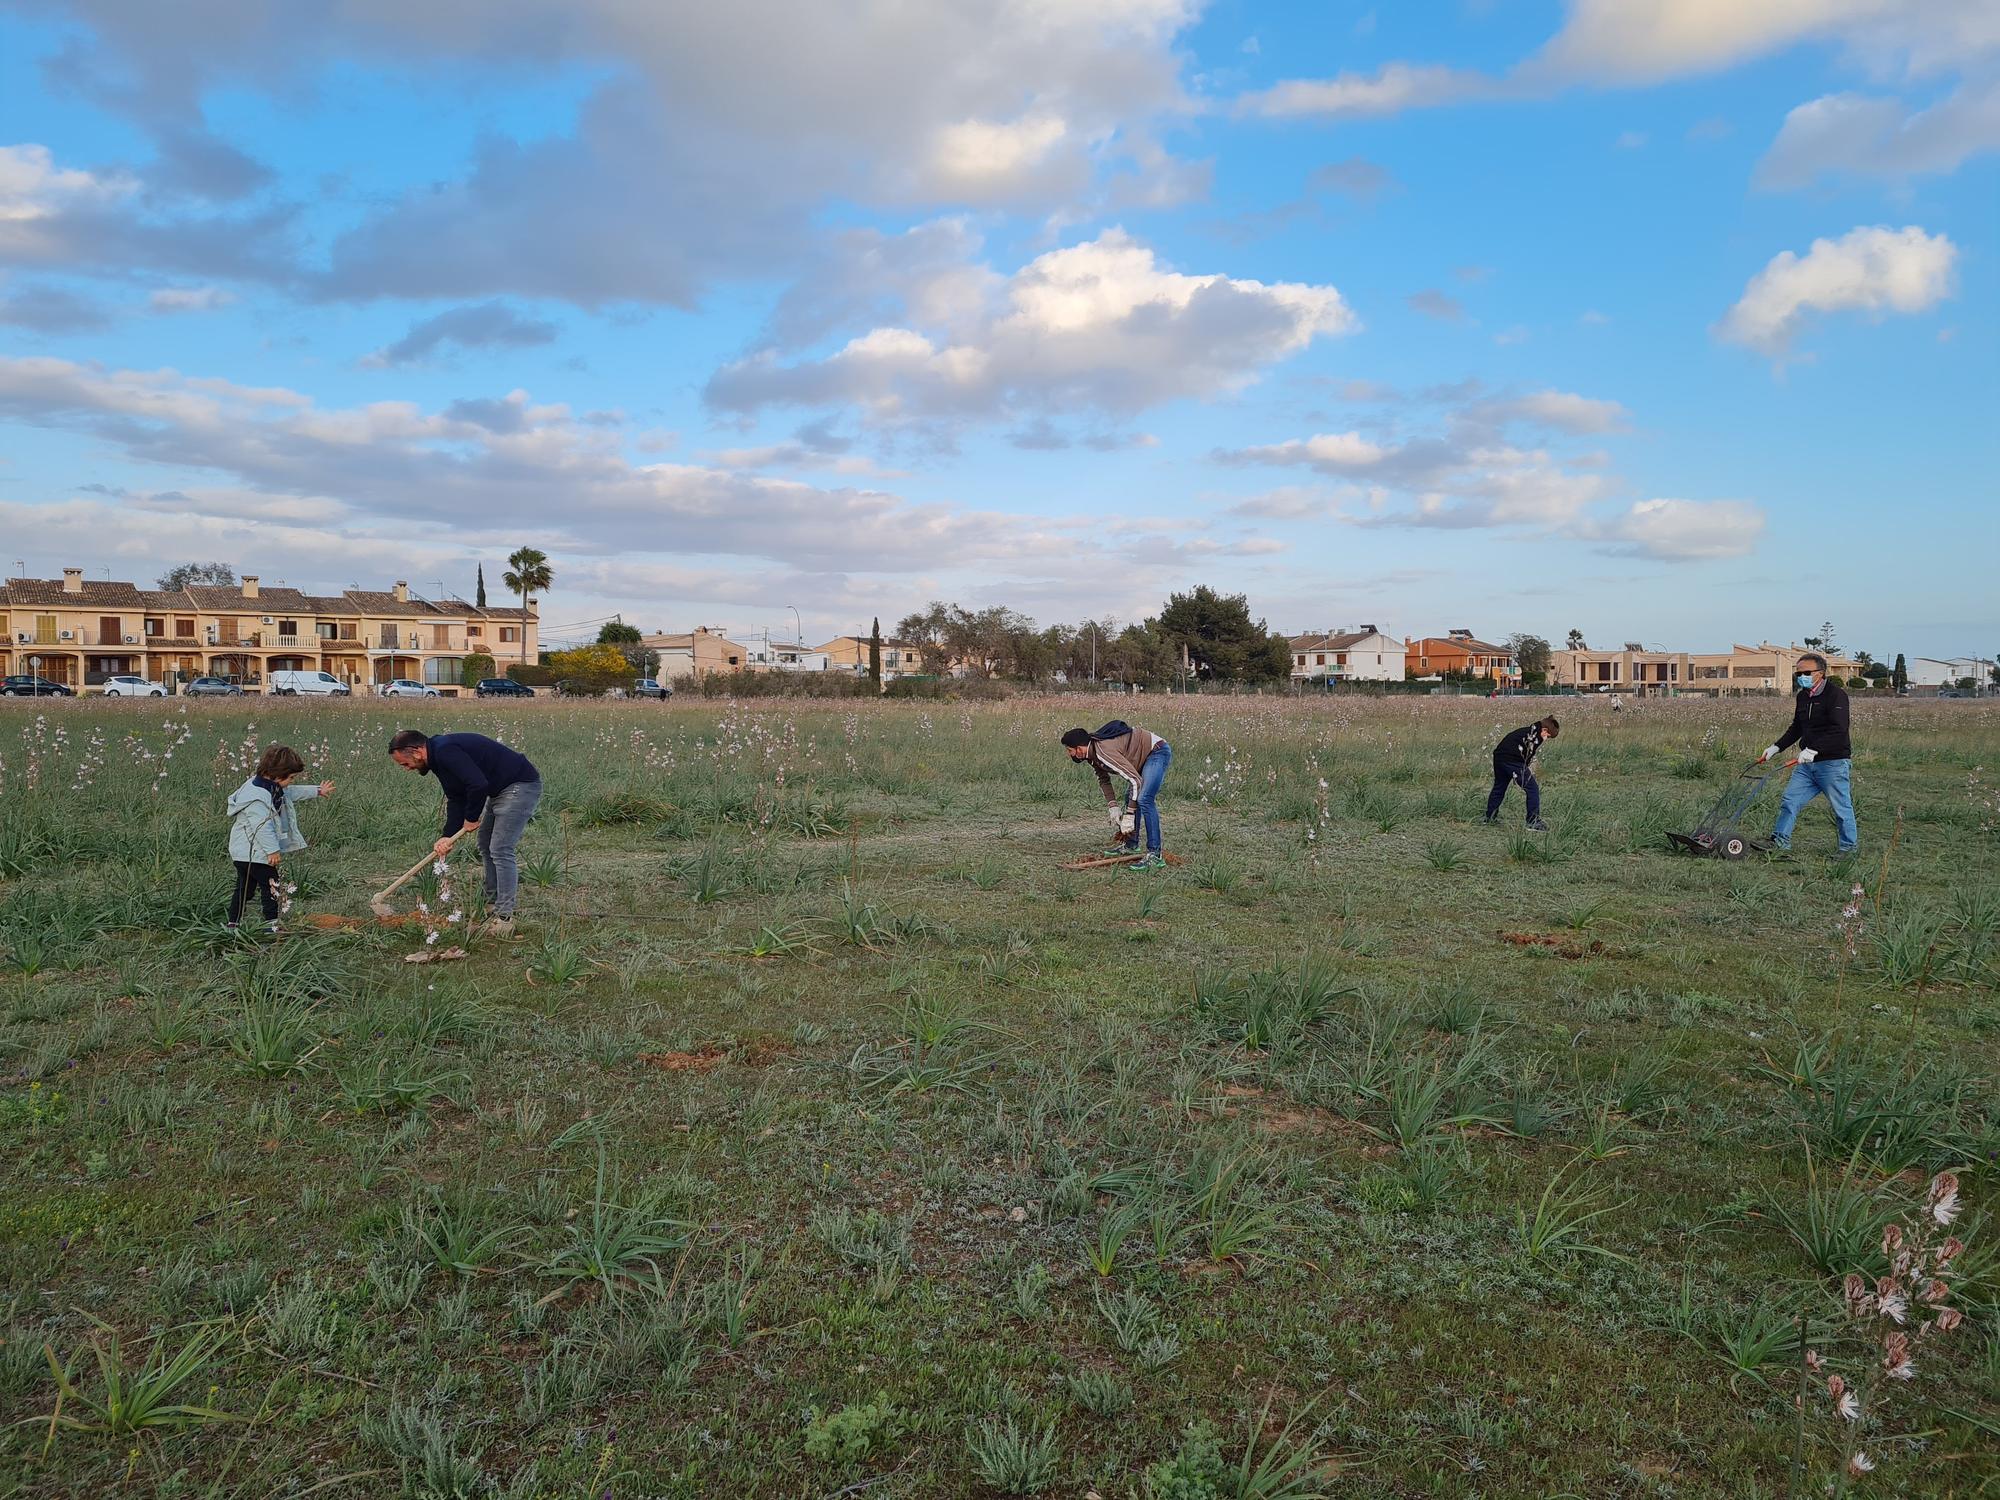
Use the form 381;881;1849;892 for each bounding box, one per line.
0;692;1995;1496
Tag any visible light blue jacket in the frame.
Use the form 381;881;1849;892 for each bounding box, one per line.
226;777;321;863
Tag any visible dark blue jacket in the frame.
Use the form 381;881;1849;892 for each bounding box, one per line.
425;733;539;838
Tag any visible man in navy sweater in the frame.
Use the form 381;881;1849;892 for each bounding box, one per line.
389;729;542;936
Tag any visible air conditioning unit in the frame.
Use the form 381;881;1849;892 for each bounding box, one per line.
262;616;274;625
59;630;73;640
124;635;138;645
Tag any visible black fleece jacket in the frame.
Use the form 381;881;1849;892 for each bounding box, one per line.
1493;723;1549;768
1776;682;1852;762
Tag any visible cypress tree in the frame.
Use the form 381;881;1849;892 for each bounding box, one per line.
869;617;883;689
476;563;487;610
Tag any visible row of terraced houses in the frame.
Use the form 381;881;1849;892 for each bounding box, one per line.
0;568;537;695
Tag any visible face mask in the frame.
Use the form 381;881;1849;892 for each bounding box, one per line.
1796;673;1815;689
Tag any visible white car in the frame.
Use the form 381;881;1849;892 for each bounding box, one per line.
269;669;352;697
378;679;439;698
101;675;166;697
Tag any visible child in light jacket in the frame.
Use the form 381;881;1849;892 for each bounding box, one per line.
226;745;335;930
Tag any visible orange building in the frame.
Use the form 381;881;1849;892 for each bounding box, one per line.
1404;629;1519;685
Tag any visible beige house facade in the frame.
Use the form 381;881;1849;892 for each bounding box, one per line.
1;569;536;694
640;626;750;681
1553;641;1864;696
818;635;922;680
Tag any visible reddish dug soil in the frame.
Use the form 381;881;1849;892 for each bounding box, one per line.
301;912;418;930
639;1046;727;1072
1498;930;1606;960
638;1037;795;1072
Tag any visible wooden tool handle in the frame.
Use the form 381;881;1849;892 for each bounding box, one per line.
372;831;464;906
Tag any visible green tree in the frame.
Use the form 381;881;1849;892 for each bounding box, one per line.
1104;621;1173;685
1508;633;1552;686
475;563;487;610
1565;628;1586;651
1892;653;1909;693
1153;586;1291;684
597;620;642;644
501;547;552;665
868;618;882;689
460;652;496;688
157;561;235;591
1862;661;1890;686
896;603;953;675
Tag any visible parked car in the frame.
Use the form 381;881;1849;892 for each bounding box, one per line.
184;676;244;696
269;669;352;697
475;678;535;697
632;678;673;701
379;679;438;698
100;675;167;697
1;674;74;697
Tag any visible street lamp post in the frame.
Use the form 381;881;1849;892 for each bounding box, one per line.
787;605;802;648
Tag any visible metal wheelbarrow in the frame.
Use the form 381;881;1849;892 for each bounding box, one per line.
1666;758;1797;859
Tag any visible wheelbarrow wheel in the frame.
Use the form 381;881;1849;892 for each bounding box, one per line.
1722;836;1747;860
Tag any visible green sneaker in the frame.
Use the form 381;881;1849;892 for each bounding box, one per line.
1103;843;1140;858
1124;853;1166;873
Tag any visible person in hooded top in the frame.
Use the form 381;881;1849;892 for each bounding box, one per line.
225;744;333;930
1061;720;1173;872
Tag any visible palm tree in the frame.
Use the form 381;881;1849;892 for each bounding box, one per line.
501;547;552;665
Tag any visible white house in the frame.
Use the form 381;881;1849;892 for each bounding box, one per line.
1909;656;1995;692
1290;626;1406;684
744;638;829;672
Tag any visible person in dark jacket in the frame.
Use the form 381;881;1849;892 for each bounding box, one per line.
1758;652;1857;854
388;729;542;935
1062;720;1172;871
1484;716;1559;830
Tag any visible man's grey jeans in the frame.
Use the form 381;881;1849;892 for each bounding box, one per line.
478;779;542;917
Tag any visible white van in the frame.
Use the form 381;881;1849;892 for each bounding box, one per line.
268;670;351;697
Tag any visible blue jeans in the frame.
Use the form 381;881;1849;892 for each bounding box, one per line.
1117;742;1172;854
1771;759;1857;852
478;779;542;916
1486;759;1538;822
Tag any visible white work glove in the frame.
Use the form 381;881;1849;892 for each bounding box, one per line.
1106;804;1123;832
1759;745;1780;764
1797;748;1818;764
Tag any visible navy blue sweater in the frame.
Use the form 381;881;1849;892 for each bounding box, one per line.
425;733;539;838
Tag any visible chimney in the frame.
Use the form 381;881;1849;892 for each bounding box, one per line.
393;580;408;603
242;575;260;599
62;566;83;594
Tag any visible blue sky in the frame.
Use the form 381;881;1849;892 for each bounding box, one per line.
0;0;1993;657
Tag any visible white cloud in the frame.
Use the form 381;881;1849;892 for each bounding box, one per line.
1212;384;1761;561
366;302;560;367
0;144;134;234
1221;433;1389;473
1589;498;1767;559
41;0;1206;307
1529;0;1891;84
1407;289;1467;323
1716;225;1957;356
914;115;1084;203
1238;63;1488;118
1474;389;1629;433
1757;78;2000;187
148;285;235;313
706;228;1355;429
0;353;1286;624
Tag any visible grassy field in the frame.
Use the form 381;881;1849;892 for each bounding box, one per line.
1;692;1996;1499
